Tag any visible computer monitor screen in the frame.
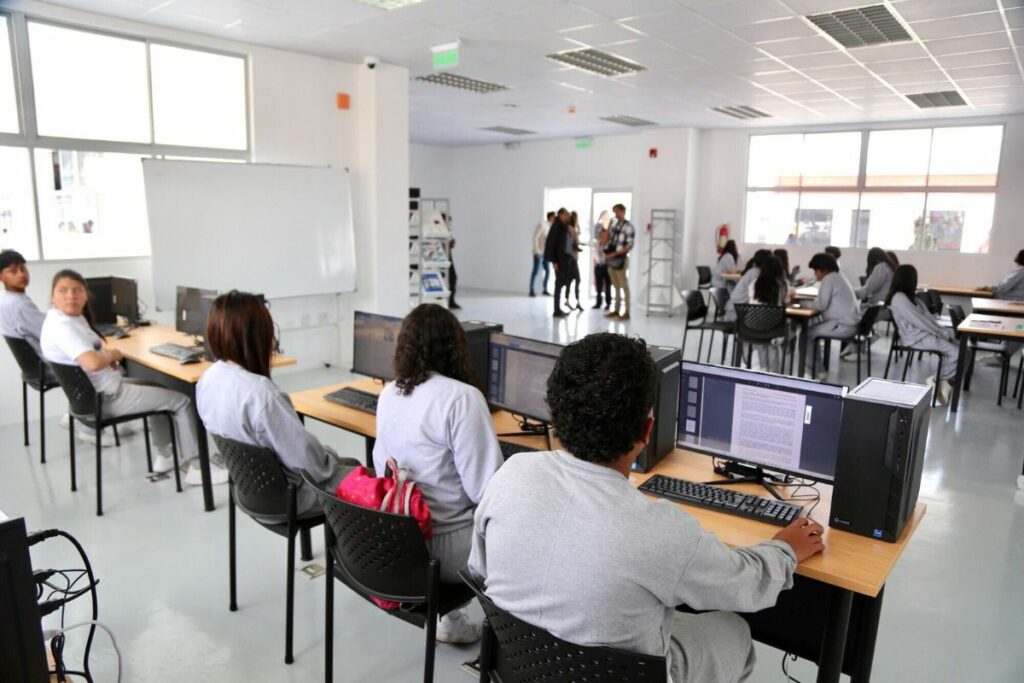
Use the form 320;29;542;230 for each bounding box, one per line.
486;333;563;423
110;277;138;322
678;362;845;482
85;276;137;324
352;311;402;381
176;286;217;338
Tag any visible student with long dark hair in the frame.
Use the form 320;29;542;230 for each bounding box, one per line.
374;303;503;643
748;256;790;372
196;291;357;516
40;270;210;479
885;265;959;404
855;248;896;305
712;240;740;288
725;249;771;322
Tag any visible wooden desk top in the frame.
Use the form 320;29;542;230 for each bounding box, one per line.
970;298;1024;317
786;305;818;318
631;450;925;597
794;286;819;300
106;323;296;383
922;284;993;299
722;272;742;281
958;314;1024;340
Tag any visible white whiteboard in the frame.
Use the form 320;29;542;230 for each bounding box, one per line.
143;159;357;309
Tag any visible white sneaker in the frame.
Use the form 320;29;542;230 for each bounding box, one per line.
184;462;229;487
1017;475;1024;492
59;413;71;430
436;608;482;644
152;453;177;474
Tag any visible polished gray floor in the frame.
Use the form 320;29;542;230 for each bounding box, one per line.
3;288;1022;682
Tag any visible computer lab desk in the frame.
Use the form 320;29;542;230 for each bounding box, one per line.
632;451;926;683
105;323;296;512
951;313;1024;413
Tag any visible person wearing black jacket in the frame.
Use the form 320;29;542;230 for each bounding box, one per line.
544;208;571;318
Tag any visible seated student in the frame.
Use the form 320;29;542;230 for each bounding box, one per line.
196;291;357;516
824;245;842;269
40;270;213;479
886;250;900;267
886;265;959;404
373;303;503;643
772;248;795;285
980;249;1024;301
725;249;771;322
711;240;740;288
469;333;824;683
855;247;896;305
748;256;790;373
807;253;861;344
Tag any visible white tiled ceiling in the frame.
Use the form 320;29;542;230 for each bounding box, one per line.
38;0;1024;145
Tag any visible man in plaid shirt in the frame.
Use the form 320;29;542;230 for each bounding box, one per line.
604;203;635;320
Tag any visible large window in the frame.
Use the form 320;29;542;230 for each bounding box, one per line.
0;146;39;259
745;125;1003;254
0;17;18;134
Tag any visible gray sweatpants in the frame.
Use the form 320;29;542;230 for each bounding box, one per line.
429;524;473;584
909;335;959;380
672;611;756;682
808;319;857;340
101;378;199;460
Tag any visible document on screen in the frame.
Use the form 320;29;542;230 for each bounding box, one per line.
730;385;806;471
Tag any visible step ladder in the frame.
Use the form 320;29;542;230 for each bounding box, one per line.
644;209;681;317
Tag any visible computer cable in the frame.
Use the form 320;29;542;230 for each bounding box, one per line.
49;620;122;683
781;651;802;682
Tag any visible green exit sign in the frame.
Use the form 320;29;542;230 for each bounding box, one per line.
575;138;593;149
431;41;460;70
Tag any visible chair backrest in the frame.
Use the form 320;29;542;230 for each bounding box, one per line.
681;290;707;323
857;305;883;337
922;289;944;315
48;362;98;417
734;304;787;343
211;433;293;518
459;570;666;683
948;304;966;334
3;336;45;383
696;265;712;287
304;474;432;603
709;286;730;318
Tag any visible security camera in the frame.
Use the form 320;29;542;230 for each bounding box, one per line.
363;56;379;70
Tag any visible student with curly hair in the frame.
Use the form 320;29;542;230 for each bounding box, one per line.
373;303;503;643
469;333;823;682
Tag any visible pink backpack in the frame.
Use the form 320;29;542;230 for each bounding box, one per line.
335;457;432;610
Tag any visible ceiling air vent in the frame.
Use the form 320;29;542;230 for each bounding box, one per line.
480;126;536;136
905;91;966;108
415;73;508;94
547;48;645;77
599;115;657;127
806;4;911;48
711;105;772;120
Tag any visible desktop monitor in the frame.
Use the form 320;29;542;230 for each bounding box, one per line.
0;518;49;681
176;286;217;339
678;362;846;483
486;333;563;424
352;311;402;381
86;276;138;324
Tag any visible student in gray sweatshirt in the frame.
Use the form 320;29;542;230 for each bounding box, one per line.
725;249;771;322
981;249;1024;301
807;253;861;342
469;333;825;683
855;248;896;306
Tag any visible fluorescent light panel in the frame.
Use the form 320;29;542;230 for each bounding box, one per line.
416;73;508;94
480;126;536;136
547;48;645;77
600;115;656;127
353;0;427;9
806;4;911;48
710;105;772;120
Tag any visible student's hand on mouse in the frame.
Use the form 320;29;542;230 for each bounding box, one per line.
106;349;124;366
772;518;825;563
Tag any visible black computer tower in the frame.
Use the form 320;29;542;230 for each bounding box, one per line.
633;345;682;473
86;276;138;324
830;378;931;542
0;518;49;681
461;320;503;396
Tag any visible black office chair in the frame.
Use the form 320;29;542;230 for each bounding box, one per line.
680;290;709;360
695;265;712;291
459;570;666;683
692;286;735;364
48;363;180;515
4;336;60;464
304;472;474;683
882;325;946;407
733;303;794;373
922;289;944;316
810;305;882;384
211;434;321;665
948;305;1015;406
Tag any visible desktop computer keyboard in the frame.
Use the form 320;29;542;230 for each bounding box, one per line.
96;323;128;338
324;387;379;415
499;441;539;459
638;475;802;526
150;343;203;362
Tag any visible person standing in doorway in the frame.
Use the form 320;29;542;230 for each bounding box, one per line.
566;211;583;311
530;212;554;297
604;203;635;320
544;208;571;318
444;214;461;310
592;213;612;310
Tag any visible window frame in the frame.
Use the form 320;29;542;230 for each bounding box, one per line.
742;123;1005;254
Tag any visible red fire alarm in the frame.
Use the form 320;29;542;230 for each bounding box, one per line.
649;148;658;159
336;93;350;110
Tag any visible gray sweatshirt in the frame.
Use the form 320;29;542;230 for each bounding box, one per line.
469;450;796;680
816;271;860;326
889;292;953;348
712;253;737;288
725;266;759;321
0;291;47;354
992;265;1024;300
196;361;339;519
855;263;893;304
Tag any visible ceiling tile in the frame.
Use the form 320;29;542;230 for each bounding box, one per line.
1007;8;1024;30
748;68;809;84
937;48;1017;68
246;0;383;25
516;3;606;31
760;35;839;57
572;0;683;21
800;63;869;80
392;0;493;27
851;42;929;63
954;73;1024;88
462;0;551;16
621;11;716;38
694;0;792;27
879;70;950;85
925;33;1012;56
559;21;643;46
890;0;998;23
910;11;1007;41
947;62;1023;79
866;57;936;75
698;42;772;65
731;17;817;44
459;16;545;40
781;51;857;69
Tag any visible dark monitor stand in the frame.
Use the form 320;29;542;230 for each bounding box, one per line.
705;460;795;501
496;415;553;450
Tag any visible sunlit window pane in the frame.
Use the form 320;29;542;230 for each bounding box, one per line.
800;133;860;187
34;149;151;260
747;135;802;187
928;126;1002;187
856;193;925;251
865;129;931;187
0;146;39;260
923;193;994;254
0;17;18;134
744;191;799;244
28;22;150;143
151;44;247;150
793;193;860;247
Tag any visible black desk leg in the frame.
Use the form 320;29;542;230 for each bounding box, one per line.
950;333;970;413
850;587;885;683
364;436;375;469
816;588;853;683
797;319;811;378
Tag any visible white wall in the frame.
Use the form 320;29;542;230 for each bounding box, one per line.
410;143;453;201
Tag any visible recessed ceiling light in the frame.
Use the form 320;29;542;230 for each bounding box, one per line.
480;126;536;136
548;48;645;77
415;73;509;94
710;105;772;120
353;0;427;10
806;4;912;48
905;91;966;108
600;115;656;127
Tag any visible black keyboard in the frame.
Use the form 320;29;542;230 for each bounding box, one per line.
638;475;802;526
150;343;202;361
499;441;538;459
96;323;128;338
324;387;379;414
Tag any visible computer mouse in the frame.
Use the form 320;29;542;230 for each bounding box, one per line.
180;353;203;365
111;329;129;339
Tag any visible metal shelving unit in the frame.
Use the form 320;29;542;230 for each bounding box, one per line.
644;209;682;317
